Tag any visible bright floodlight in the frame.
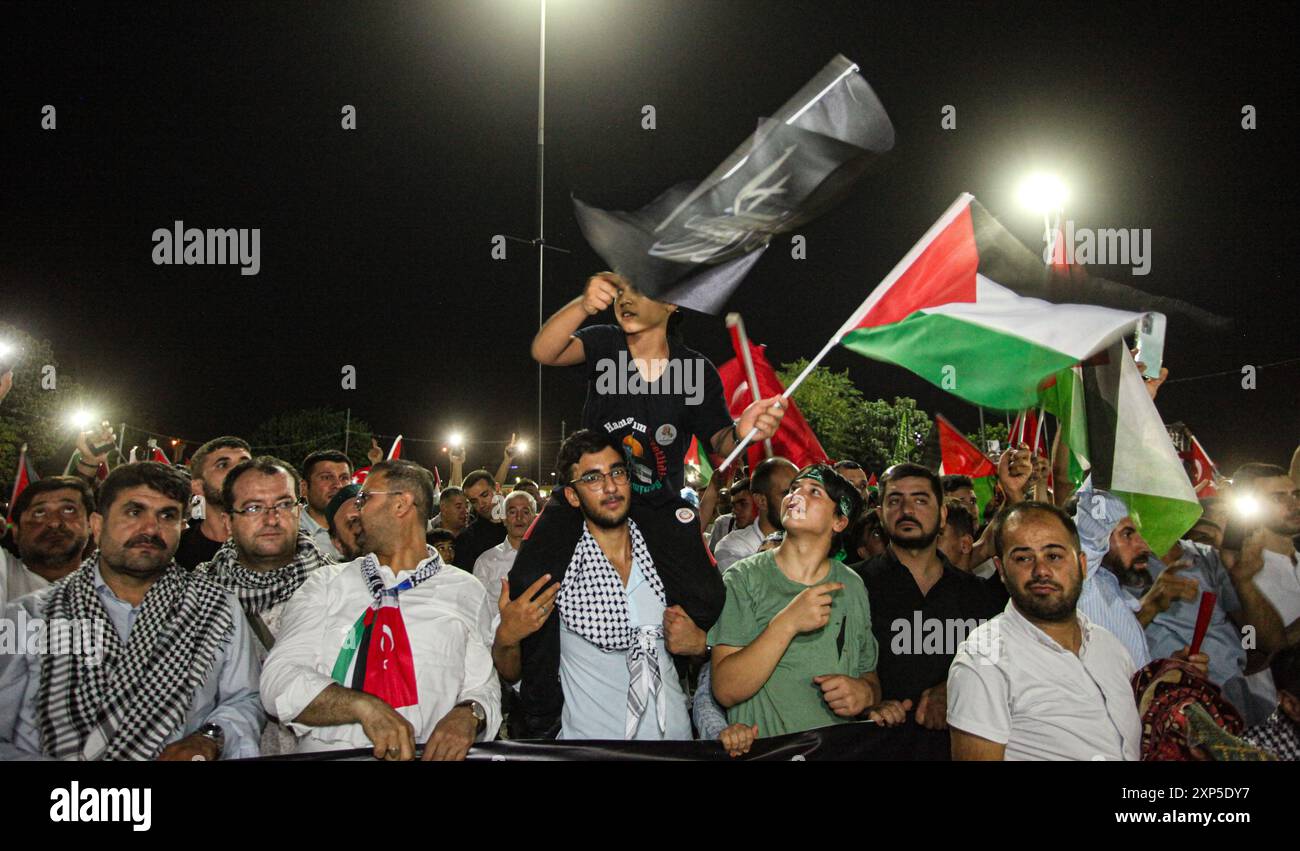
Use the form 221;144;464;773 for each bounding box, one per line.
69;410;95;430
1017;173;1068;213
1233;493;1261;519
516;440;529;454
0;341;12;358
449;433;464;448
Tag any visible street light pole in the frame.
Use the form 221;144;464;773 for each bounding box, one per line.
535;0;546;482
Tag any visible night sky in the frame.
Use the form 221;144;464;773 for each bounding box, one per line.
3;0;1296;481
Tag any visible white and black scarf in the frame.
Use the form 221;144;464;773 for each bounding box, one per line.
199;532;328;616
37;554;235;761
557;520;668;737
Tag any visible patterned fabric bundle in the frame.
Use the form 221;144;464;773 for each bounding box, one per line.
198;532;329;615
1132;658;1274;761
557;520;668;737
37;554;235;761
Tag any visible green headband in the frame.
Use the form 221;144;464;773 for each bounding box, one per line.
792;464;854;519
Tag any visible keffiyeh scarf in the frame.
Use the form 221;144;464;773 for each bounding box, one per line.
198;532;328;616
557;520;668;737
37;554;235;761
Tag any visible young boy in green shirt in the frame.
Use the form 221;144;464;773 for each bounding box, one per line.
708;464;881;739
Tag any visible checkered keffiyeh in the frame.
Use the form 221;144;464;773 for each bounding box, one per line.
1244;710;1300;761
198;532;329;615
557;520;668;737
37;554;235;761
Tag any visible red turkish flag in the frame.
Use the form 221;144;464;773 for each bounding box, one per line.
1180;433;1219;497
362;600;419;709
717;333;828;471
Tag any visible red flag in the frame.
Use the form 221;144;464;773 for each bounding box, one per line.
386;436;403;461
1180;433;1219;497
361;601;419;709
717;338;828;470
6;444;39;527
935;415;997;479
432;464;442;493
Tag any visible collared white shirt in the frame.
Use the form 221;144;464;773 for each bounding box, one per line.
0;549;50;608
708;513;736;552
299;510;342;561
472;538;520;600
260;554;501;753
714;521;766;572
1246;549;1300;710
948;600;1141;761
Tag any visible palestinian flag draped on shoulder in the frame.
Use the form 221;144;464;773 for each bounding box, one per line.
837;193;1141;410
1041;341;1201;556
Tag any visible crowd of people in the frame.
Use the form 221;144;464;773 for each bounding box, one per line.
0;273;1296;761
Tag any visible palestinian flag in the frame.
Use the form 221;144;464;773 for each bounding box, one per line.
1041;341;1200;555
866;472;878;496
386;435;403;461
935;415;997;523
684;435;714;488
891;406;913;465
6;443;39;528
331;601;419;710
836;194;1142;410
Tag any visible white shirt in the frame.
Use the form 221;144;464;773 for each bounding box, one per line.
1246;549;1300;710
947;600;1141;761
0;549;49;608
708;513;736;552
713;522;766;572
260;554;501;753
472;538;520;600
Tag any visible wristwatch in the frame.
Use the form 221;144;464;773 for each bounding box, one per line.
455;699;487;735
197;722;225;755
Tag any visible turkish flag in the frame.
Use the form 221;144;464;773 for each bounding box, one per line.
717;333;828;471
1180;434;1219;497
360;600;419;709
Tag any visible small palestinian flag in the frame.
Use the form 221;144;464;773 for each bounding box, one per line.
386;435;403;461
331;601;419;710
836;194;1142;410
6;443;39;528
935;415;997;523
684;435;713;488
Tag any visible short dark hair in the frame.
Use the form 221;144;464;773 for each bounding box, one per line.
752;456;797;500
222;456;302;513
833;460;863;473
428;528;456;546
439;486;464;504
728;476;751;497
513;478;538;492
849;509;888;553
98;461;191;517
941;474;975;493
189;436;251;477
556;429;622;482
369;459;436;522
1230;463;1289;490
301;450;352;481
462;469;496;494
991;500;1081;559
880;462;943;503
13;476;95;523
943;498;976;539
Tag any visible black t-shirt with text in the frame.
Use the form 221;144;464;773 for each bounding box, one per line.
574;324;732;507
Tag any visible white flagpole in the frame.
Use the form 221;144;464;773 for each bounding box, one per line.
727;313;774;459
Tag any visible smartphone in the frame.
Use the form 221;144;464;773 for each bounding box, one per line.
1135;312;1166;380
1220;510;1259;551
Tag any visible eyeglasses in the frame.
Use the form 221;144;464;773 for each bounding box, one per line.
355;490;402;509
570;467;630;491
230;498;304;518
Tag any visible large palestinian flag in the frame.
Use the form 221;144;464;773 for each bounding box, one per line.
1042;341;1201;555
836;194;1142;410
934;415;997;523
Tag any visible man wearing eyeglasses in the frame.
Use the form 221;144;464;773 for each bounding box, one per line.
197;456;332;754
261;459;500;759
2;477;96;607
499;429;725;740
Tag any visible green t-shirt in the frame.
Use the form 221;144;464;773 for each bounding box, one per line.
706;549;877;738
